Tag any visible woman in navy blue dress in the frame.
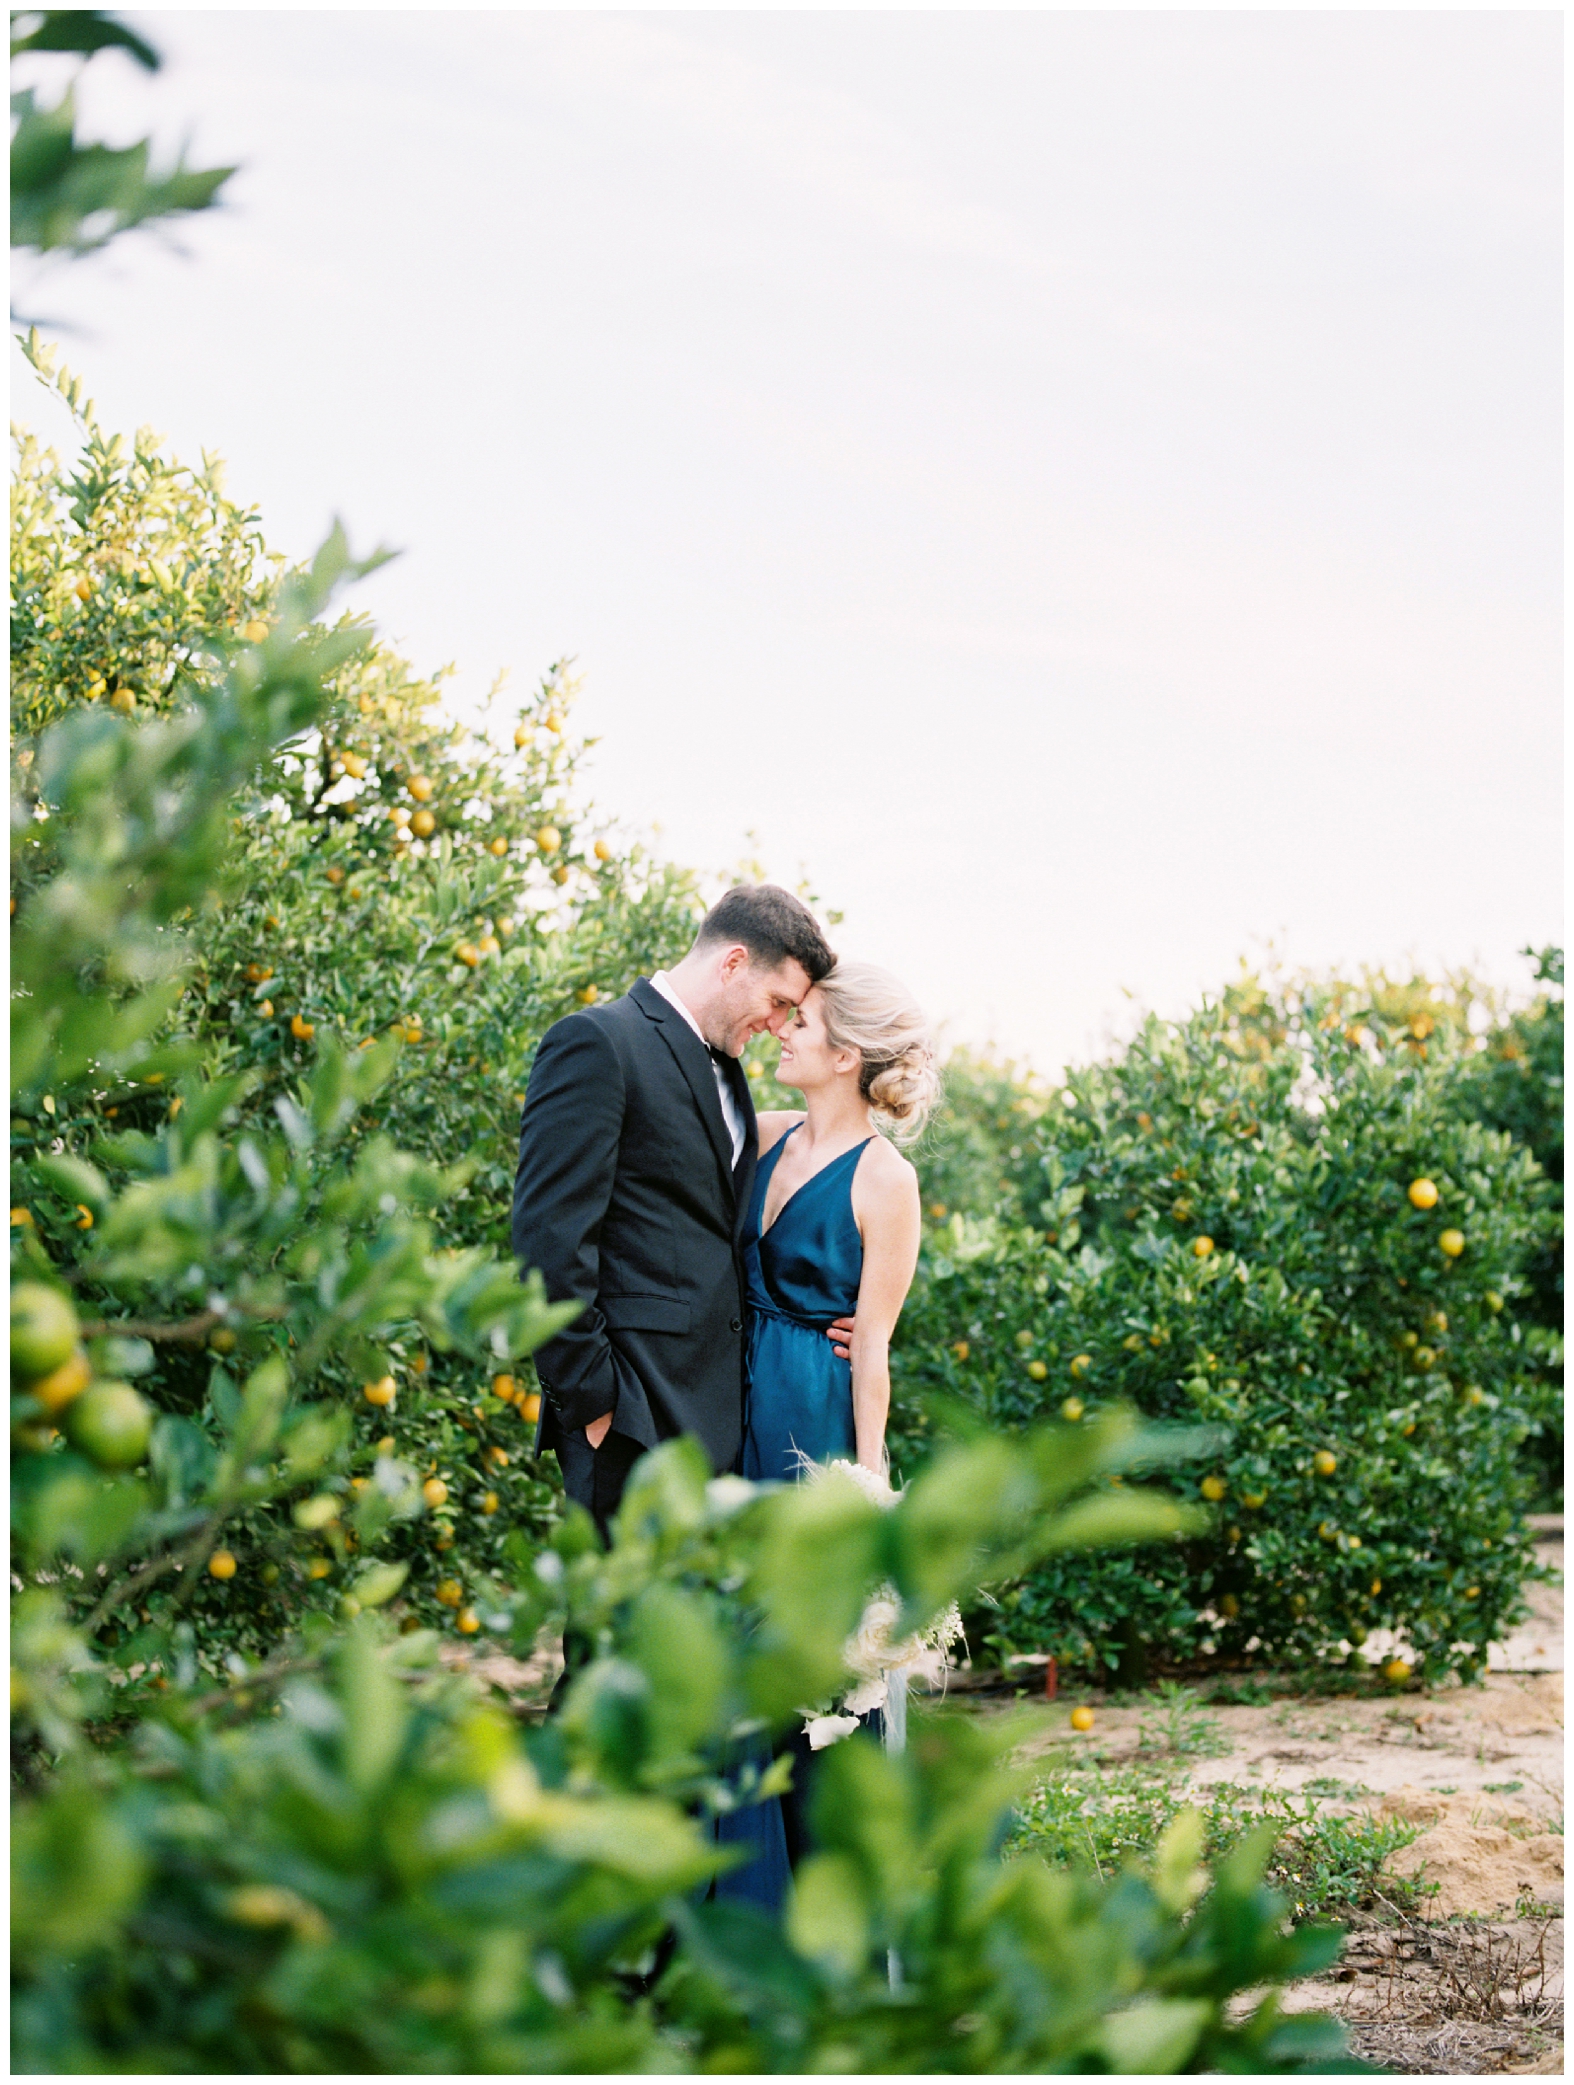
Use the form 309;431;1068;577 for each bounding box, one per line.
714;962;936;1910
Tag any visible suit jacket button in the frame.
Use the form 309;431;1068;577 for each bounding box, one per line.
730;1316;742;1333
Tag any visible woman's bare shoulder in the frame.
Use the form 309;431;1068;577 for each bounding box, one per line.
756;1110;806;1155
854;1134;920;1201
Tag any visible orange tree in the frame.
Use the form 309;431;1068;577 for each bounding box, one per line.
887;968;1558;1684
11;344;711;1646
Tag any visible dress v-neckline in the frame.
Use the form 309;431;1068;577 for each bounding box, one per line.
757;1123;872;1241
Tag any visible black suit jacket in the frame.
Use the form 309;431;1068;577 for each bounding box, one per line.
511;977;759;1475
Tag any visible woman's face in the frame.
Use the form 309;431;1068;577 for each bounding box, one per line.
773;986;852;1093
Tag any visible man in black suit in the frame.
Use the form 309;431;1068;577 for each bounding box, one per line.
513;884;836;1535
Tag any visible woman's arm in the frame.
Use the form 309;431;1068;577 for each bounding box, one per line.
848;1146;922;1472
755;1109;806;1157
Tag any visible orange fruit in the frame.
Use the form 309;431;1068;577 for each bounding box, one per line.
74;574;94;601
73;1204;94;1230
1061;1397;1084;1421
240;618;270;643
1242;1490;1266;1509
1069;1705;1095;1732
1313;1450;1337;1477
30;1349;92;1413
435;1578;463;1608
363;1377;396;1408
326;865;345;886
290;1014;315;1041
456;942;480;968
410;809;436;839
950;1341;969;1362
407;774;434;802
1069;1355;1091;1379
1383;1658;1411;1684
307;1557;332;1580
535;826;561;853
245;963;273;984
1200;1475;1226;1502
457;1607;480;1634
482;1491;499;1514
422;1478;449;1509
521;1392;541;1423
552;865;570;885
593;839;611;862
576;984;599;1005
1026;1359;1047;1381
491;1374;517;1403
514;723;531;748
1408;1178;1438;1210
488;836;509;857
477;935;500;958
486;1446;510;1468
208;1550;237;1581
10;1207;33;1227
1439;1229;1465;1259
1192;1235;1214;1258
543;712;564;734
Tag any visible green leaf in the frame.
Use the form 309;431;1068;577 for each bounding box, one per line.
1100;1997;1213;2073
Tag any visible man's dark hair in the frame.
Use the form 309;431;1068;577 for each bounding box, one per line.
694;884;835;983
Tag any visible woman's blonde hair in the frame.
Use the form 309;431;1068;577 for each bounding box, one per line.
815;960;940;1143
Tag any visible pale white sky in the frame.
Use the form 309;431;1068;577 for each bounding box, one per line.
11;10;1562;1071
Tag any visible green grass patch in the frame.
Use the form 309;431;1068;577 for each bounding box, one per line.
1009;1767;1424;1923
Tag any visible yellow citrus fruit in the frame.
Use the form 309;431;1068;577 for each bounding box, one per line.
486;1446;510;1468
245;962;273;983
208;1550;237;1581
1242;1490;1266;1510
1192;1236;1214;1258
543;712;564;733
1069;1705;1095;1732
1318;1520;1337;1542
422;1478;449;1509
1439;1229;1465;1258
435;1578;463;1608
1484;1290;1504;1313
1313;1450;1337;1477
30;1349;93;1414
514;723;531;747
482;1491;499;1514
535;826;561;853
521;1392;541;1423
456;942;480;968
576;984;599;1005
11;1207;34;1227
1426;1310;1448;1334
240;618;270;643
552;865;570;885
209;1327;237;1354
457;1607;480;1635
74;574;94;601
1370;1578;1382;1596
477;935;500;958
492;1374;517;1403
951;1341;969;1362
488;836;509;858
1219;1593;1240;1618
325;865;345;886
1463;1585;1479;1599
407;774;434;802
290;1014;315;1041
1200;1475;1226;1502
1408;1178;1439;1210
363;1377;396;1408
1061;1397;1084;1421
341;752;367;778
410;809;437;838
1465;1385;1485;1406
307;1558;332;1581
1069;1355;1091;1379
1026;1359;1048;1381
593;839;611;861
73;1203;94;1230
1383;1658;1412;1684
1015;1330;1035;1351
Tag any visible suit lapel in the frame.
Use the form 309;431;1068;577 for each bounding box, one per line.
632;977;738;1201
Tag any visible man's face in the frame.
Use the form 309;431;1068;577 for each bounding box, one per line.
708;950;814;1057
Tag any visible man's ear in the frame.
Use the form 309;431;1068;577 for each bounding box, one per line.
717;943;752;980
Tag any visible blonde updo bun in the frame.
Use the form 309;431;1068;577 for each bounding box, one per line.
815;961;940;1143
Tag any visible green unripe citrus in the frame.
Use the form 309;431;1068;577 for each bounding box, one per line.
62;1381;154;1469
10;1282;79;1381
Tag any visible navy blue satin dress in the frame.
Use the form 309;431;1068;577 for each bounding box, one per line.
741;1125;871;1482
713;1126;872;1914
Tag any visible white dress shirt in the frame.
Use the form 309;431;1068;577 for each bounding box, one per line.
650;970;747;1164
